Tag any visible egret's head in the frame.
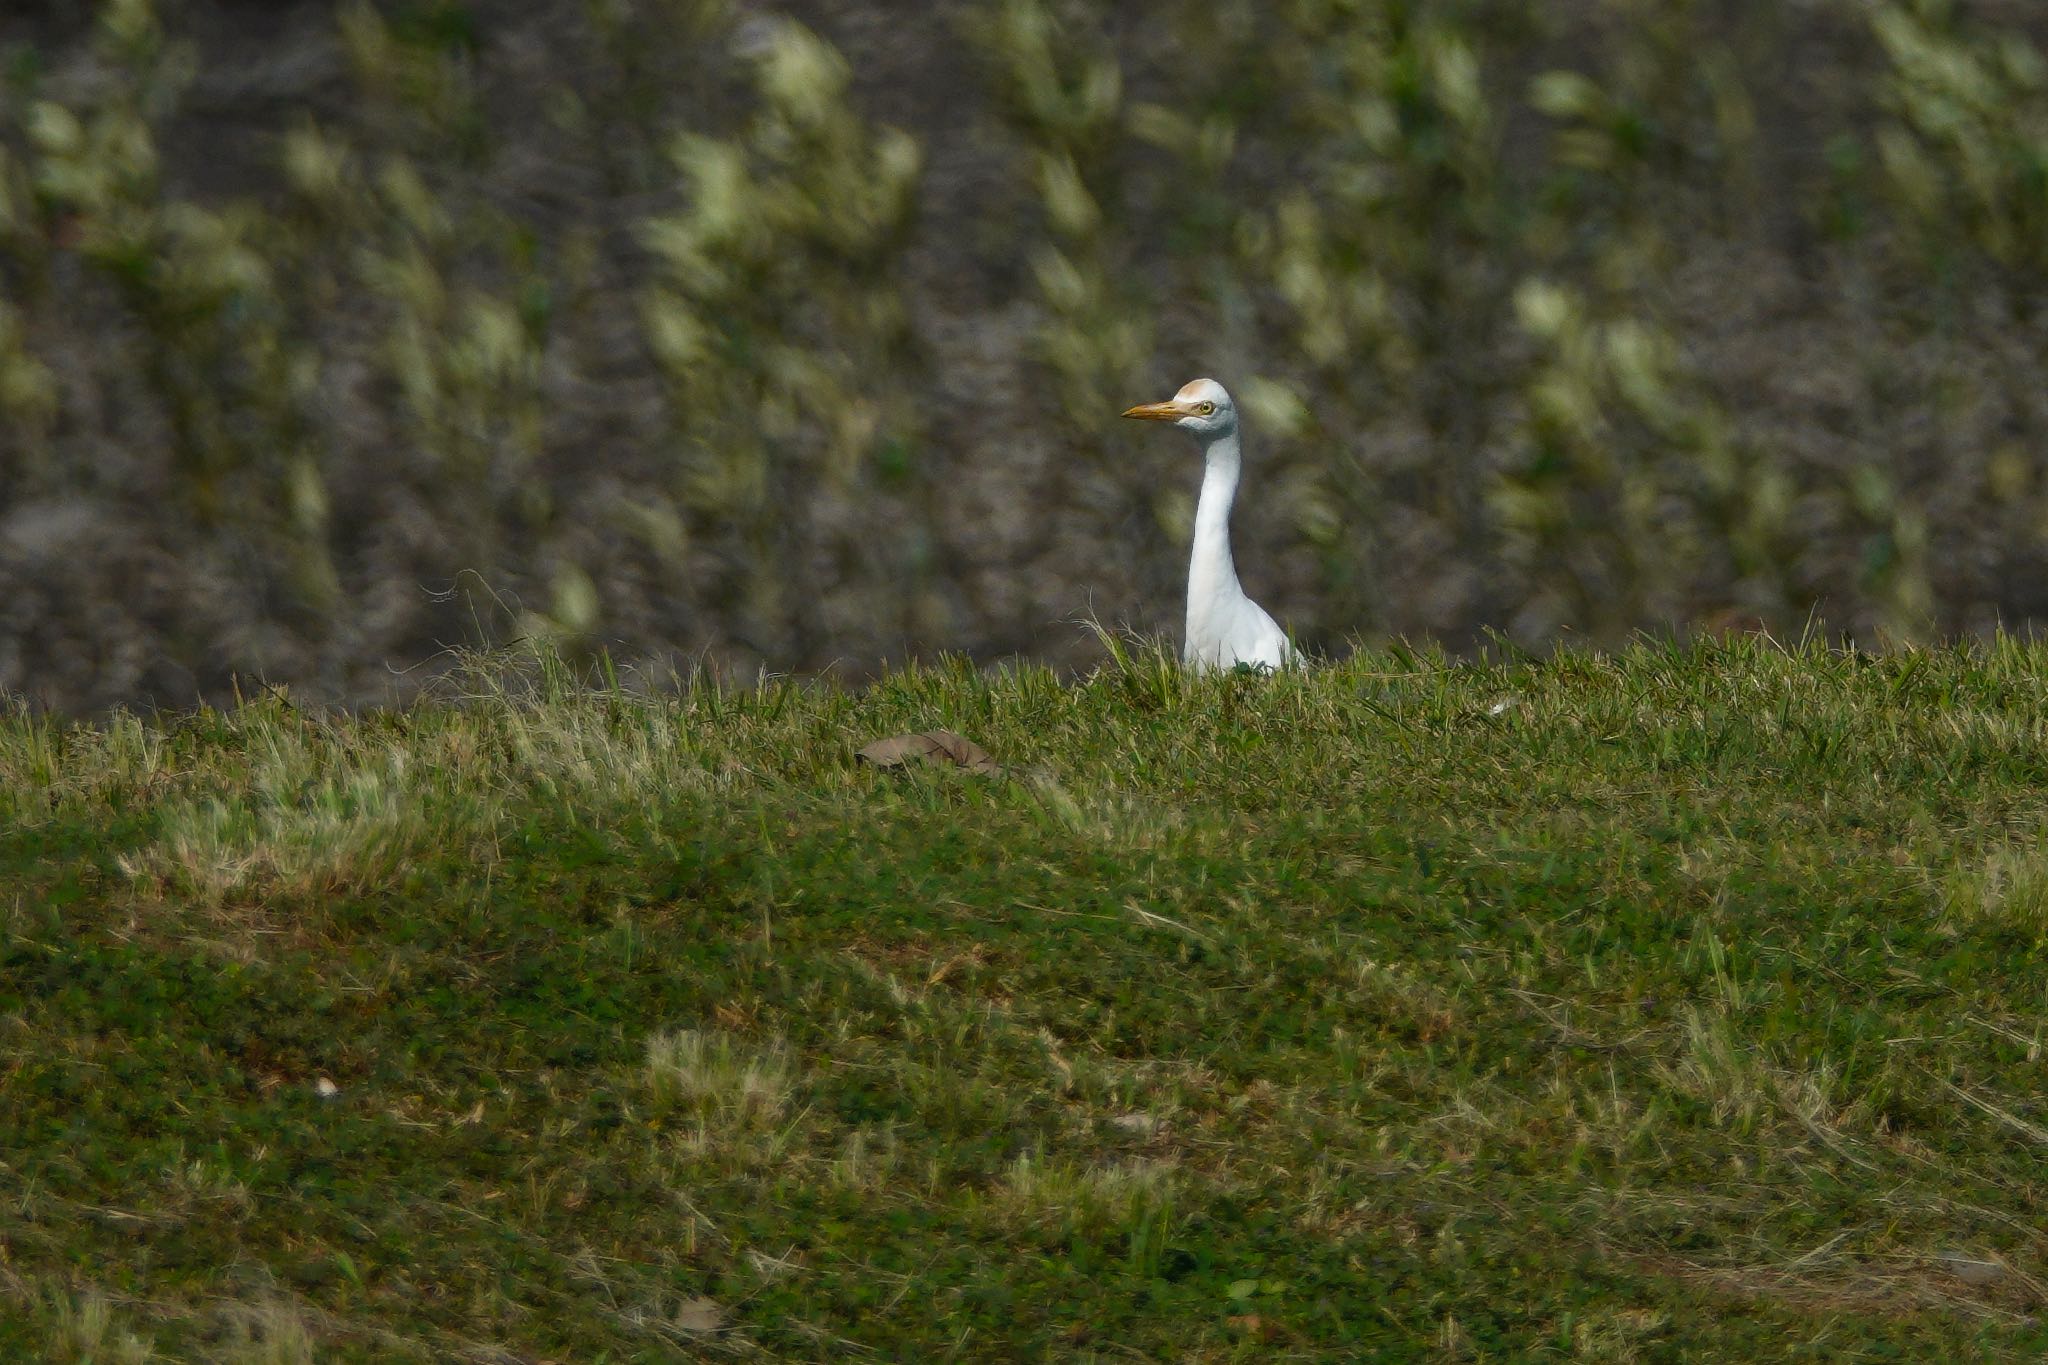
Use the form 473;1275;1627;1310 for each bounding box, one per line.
1121;377;1236;439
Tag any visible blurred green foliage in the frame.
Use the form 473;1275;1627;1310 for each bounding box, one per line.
3;0;2048;707
640;13;923;658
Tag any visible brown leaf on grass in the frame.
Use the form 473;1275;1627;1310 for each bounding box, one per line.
1936;1251;2006;1288
674;1296;724;1335
1227;1314;1280;1341
856;731;1005;776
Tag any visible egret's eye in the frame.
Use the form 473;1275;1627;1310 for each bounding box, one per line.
1197;402;1216;415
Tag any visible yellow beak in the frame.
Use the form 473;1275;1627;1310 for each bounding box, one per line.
1120;400;1186;421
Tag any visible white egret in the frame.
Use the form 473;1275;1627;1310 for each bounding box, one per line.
1121;378;1293;673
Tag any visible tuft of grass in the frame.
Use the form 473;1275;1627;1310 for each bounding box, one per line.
996;1152;1176;1234
214;1300;318;1365
12;639;2048;1357
45;1289;154;1364
1942;846;2048;933
642;1028;793;1126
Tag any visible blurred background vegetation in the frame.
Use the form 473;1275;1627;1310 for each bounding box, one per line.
4;0;2048;710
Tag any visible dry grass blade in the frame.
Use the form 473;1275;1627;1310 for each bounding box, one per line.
1939;1078;2048;1147
856;731;1005;776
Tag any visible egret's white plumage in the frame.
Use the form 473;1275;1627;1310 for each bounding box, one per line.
1121;378;1292;673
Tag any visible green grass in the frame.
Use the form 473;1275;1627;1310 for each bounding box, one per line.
9;637;2048;1360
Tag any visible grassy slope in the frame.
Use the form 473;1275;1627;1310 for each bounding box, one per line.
8;639;2048;1361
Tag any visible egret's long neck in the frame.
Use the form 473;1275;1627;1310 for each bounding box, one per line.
1189;430;1246;621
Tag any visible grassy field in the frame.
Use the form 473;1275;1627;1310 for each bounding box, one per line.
9;638;2048;1360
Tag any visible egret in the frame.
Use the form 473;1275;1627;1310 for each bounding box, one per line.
1121;378;1293;673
